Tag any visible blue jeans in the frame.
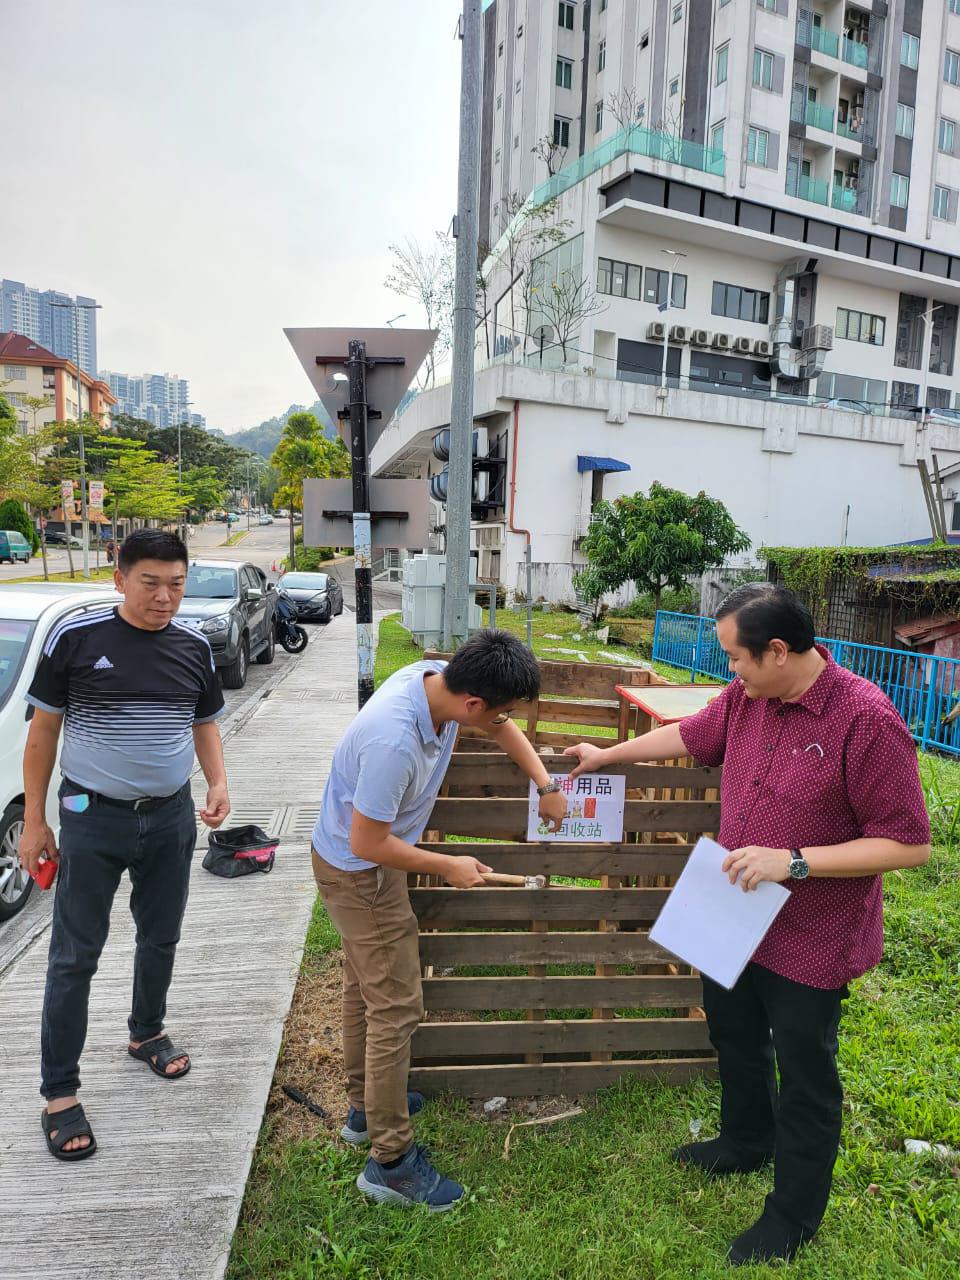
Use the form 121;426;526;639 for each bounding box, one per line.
40;781;196;1100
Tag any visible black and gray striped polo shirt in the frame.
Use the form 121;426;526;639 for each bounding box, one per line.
26;605;224;800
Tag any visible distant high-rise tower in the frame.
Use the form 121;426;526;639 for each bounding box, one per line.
0;279;98;376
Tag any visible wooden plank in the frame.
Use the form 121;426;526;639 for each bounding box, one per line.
417;842;692;878
412;1017;714;1057
424;653;663;701
426;797;720;837
417;930;674;966
409;1057;717;1097
441;757;721;789
535;699;622;728
421;975;704;1009
412;886;669;923
535;731;617;749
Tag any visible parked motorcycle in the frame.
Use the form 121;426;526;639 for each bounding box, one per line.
274;589;308;653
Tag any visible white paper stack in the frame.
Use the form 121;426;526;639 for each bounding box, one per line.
649;837;790;989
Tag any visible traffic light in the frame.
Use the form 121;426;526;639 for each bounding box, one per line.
430;426;506;520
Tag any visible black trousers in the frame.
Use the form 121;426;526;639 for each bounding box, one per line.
701;962;848;1238
40;781;196;1100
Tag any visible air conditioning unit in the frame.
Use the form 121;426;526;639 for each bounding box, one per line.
802;324;834;351
669;324;691;343
690;328;713;347
646;321;667;341
753;338;774;358
733;336;753;355
712;332;733;351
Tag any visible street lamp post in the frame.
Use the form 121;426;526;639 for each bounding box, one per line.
52;299;101;578
659;249;686;394
918;302;945;432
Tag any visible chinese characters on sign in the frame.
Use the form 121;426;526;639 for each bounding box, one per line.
526;773;626;843
88;481;104;512
60;479;76;516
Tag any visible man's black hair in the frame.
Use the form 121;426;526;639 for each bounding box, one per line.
117;529;189;573
443;629;540;706
715;582;815;660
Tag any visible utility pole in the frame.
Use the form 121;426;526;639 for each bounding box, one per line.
347;341;374;706
443;0;482;650
52;299;100;577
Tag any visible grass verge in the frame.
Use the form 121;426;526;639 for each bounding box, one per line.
9;565;115;584
227;615;960;1280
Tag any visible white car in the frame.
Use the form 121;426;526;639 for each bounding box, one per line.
0;583;121;922
259;513;274;525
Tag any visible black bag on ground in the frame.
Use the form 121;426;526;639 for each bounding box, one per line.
203;825;279;878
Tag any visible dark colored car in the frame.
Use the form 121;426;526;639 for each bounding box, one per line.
276;571;344;624
177;560;277;688
43;531;83;548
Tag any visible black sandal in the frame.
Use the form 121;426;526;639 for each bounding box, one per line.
128;1034;191;1079
42;1103;97;1162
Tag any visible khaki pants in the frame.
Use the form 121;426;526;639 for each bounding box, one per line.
311;848;424;1163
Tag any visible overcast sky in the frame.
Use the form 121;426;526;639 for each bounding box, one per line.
1;0;462;432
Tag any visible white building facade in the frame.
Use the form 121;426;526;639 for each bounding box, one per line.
373;0;960;602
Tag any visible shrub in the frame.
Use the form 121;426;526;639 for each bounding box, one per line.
609;585;699;619
0;498;38;553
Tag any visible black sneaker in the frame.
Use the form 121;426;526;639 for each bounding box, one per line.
356;1143;464;1212
671;1136;774;1176
341;1092;426;1146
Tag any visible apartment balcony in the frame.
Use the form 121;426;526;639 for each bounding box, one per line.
792;100;836;133
802;25;840;59
786;174;859;213
841;35;868;70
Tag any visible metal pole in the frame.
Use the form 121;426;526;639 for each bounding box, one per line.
347;339;375;708
525;541;533;649
72;304;91;578
442;0;482;650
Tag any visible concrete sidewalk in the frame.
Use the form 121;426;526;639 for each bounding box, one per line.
0;612;361;1280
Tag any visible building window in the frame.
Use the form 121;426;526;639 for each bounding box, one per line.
712;281;770;324
517;23;523;37
930;303;958;376
946;48;960;85
753;48;775;90
498;41;503;57
595;100;604;131
516;78;521;92
757;0;778;9
720;0;731;6
600;0;607;10
514;133;519;148
673;4;683;21
637;100;646;122
645;267;687;308
901;33;920;69
747;126;769;166
817;372;888;406
895;103;915;138
553;116;571;147
598;39;606;71
670;76;679;96
639;31;650;51
890;172;910;208
892;381;920;412
496;93;502;110
895;293;926;370
951;0;960;13
836;308;886;345
940;117;957;153
934;185;956;220
716;44;729;85
2;364;26;380
711;120;725;154
556;57;573;88
494;148;501;165
559;2;575;31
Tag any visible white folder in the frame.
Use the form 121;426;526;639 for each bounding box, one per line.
649;837;791;990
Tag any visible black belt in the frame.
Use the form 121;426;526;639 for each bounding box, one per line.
63;779;188;813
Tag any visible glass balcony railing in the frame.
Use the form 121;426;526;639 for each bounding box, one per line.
842;36;869;69
787;174;859;213
797;22;841;58
804;101;836;132
836;117;864;142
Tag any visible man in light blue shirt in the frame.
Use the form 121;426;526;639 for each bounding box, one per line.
311;630;566;1212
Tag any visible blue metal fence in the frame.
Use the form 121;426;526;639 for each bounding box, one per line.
652;610;960;755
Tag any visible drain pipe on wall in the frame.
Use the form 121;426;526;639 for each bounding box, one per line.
507;399;533;649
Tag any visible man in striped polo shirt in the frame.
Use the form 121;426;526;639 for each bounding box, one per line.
19;529;230;1162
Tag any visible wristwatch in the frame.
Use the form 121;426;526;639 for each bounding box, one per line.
537;781;562;797
788;848;810;880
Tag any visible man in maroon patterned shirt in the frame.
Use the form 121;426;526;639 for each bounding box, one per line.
566;583;930;1266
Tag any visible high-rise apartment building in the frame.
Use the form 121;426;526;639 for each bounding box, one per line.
0;279;98;377
101;370;206;429
372;1;960;600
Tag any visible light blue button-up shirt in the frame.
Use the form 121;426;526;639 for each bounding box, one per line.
312;660;459;871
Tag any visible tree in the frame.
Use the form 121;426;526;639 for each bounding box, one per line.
0;388;18;434
181;465;226;521
0;497;36;555
606;88;645;132
527;269;607;365
384;233;454;388
491;191;571;354
271;411;350;568
576;482;751;615
532;133;566;177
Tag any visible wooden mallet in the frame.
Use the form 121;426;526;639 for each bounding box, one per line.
481;872;547;889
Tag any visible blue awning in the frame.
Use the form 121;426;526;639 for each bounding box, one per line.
577;455;631;474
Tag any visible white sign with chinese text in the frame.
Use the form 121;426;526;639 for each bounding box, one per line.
526;773;626;843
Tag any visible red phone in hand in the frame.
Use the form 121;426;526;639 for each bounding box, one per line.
31;858;58;890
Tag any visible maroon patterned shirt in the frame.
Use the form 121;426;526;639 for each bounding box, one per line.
679;647;930;989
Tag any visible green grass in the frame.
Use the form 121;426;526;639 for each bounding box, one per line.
227;616;960;1279
11;565;115;583
224;528;250;546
